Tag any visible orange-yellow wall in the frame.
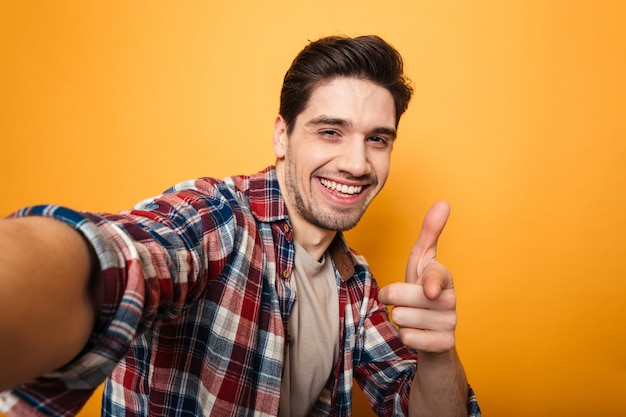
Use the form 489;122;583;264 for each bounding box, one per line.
2;2;625;416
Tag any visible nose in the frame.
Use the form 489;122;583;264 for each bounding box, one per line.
336;137;370;177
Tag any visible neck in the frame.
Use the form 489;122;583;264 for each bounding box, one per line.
291;217;336;262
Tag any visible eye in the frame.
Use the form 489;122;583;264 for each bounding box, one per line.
319;129;340;139
367;136;392;148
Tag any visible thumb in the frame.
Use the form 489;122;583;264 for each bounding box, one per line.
405;201;451;284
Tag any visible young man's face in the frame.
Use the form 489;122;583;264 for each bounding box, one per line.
274;77;397;233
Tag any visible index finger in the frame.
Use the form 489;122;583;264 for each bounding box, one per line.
413;200;450;258
405;201;451;285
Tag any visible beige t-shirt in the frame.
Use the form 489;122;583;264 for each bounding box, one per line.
278;241;340;417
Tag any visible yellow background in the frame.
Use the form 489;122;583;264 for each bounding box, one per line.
1;1;625;416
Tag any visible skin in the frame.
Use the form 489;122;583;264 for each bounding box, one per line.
0;76;468;416
0;216;101;391
273;77;396;260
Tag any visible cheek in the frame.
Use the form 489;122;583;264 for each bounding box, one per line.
371;155;391;184
293;148;332;176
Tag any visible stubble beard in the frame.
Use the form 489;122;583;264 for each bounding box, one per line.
283;161;375;232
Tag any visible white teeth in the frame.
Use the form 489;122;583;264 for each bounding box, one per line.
320;178;363;195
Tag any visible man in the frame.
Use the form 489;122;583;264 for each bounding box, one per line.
0;35;480;416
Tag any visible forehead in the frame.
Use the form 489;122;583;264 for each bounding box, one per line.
299;77;397;128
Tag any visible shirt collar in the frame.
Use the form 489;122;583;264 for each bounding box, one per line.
248;166;290;223
328;233;356;282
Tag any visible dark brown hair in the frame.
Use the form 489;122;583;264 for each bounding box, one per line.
279;35;413;134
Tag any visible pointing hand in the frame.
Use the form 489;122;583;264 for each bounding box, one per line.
378;201;457;353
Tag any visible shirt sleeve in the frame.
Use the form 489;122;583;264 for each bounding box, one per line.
354;278;481;417
0;179;239;417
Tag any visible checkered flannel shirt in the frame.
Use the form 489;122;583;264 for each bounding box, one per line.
1;166;480;417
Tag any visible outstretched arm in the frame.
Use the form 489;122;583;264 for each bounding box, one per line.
0;216;102;391
379;202;469;417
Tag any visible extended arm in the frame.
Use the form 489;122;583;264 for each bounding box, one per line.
0;216;102;391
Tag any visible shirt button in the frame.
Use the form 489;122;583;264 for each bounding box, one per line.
283;223;290;233
282;268;291;278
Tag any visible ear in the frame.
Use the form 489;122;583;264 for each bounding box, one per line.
273;115;288;159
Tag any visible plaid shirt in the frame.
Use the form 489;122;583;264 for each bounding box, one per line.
1;166;480;417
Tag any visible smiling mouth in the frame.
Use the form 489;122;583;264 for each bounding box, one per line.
319;178;364;195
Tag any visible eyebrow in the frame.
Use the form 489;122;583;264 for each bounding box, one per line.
305;115;397;139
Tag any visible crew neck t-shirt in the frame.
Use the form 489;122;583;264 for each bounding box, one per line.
278;241;340;417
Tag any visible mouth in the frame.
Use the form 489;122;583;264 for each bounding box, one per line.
319;178;364;196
